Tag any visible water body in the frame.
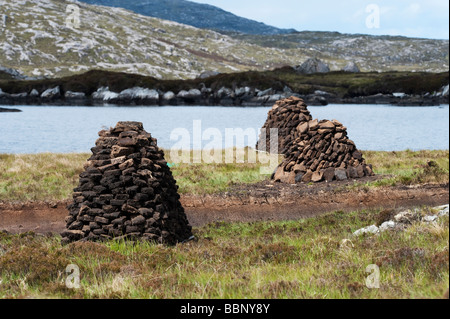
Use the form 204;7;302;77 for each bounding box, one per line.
0;104;448;154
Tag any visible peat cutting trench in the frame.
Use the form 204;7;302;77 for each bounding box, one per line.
0;178;448;236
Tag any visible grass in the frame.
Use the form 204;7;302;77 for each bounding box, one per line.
0;207;448;299
355;150;449;188
0;150;448;202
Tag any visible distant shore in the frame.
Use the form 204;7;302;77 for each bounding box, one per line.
1;69;448;107
0;93;447;107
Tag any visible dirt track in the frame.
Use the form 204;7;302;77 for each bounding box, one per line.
0;178;448;235
1;180;448;235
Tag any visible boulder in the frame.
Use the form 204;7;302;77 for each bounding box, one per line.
65;91;86;99
29;89;40;97
118;87;159;101
294;58;330;74
197;71;220;79
162;91;176;101
41;86;60;99
342;62;360;73
177;89;202;101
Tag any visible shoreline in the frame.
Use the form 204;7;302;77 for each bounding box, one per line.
1;95;448;108
1;69;448;108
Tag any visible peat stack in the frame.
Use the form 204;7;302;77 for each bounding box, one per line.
257;97;374;183
256;96;313;154
61;121;192;245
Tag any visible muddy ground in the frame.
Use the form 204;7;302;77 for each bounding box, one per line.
0;176;448;235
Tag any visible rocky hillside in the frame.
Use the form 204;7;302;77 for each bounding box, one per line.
0;0;448;80
0;0;300;79
225;31;450;73
78;0;295;35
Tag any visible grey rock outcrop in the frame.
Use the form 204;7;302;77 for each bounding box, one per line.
198;71;220;79
342;62;360;73
41;86;61;99
294;58;330;74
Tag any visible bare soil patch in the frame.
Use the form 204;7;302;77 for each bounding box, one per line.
0;178;448;235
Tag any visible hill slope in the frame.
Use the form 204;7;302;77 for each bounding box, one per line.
78;0;296;35
0;0;301;79
0;0;448;80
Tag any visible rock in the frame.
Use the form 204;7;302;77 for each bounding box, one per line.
118;87;159;101
267;94;285;102
301;170;313;183
379;221;397;232
394;211;421;224
311;171;323;183
442;85;449;97
162;91;176;101
353;225;379;236
197;70;220;79
217;87;234;99
257;88;273;97
29;89;39;97
41;86;60;99
342;62;360;73
335;169;348;181
294;58;330;74
423;215;438;223
437;204;449;217
65;91;86;99
11;92;27;98
177;89;201;100
322;168;336;182
0;107;22;113
92;87;119;101
393;92;407;98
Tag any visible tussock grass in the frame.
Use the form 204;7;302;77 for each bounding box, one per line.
359;150;449;188
0;153;87;202
0;208;448;299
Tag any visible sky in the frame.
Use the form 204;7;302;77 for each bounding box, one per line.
190;0;449;39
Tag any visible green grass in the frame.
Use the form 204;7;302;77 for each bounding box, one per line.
355;150;449;188
0;207;448;299
0;150;448;202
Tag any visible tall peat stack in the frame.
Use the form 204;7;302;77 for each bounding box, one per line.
61;121;193;245
258;97;374;184
256;96;313;154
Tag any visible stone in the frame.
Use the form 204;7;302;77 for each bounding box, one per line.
302;170;313;183
311;171;323;183
379;221;397;232
335;169;348;181
323;168;336;182
423;215;438;223
65;91;86;99
353;225;379;236
294;58;330;74
41;86;60;99
342;62;360;73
